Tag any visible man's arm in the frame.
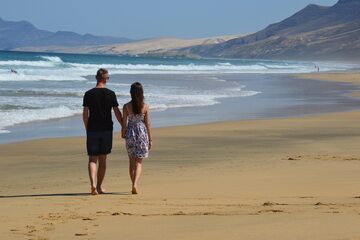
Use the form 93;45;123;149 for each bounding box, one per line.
121;105;128;139
83;107;89;131
113;107;123;127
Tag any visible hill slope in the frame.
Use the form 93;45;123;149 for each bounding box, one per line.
167;0;360;60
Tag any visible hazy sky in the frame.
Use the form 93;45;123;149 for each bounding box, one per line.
0;0;338;39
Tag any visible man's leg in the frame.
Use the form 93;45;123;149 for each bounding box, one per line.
97;154;107;193
88;156;98;195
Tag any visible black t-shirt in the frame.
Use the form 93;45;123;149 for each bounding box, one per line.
83;88;119;132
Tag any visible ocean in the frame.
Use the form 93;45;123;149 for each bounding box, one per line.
0;51;359;143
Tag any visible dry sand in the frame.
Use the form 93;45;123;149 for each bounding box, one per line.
1;73;360;239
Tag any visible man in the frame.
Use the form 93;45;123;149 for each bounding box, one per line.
83;68;122;195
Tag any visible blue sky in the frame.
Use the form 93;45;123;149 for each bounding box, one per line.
0;0;338;39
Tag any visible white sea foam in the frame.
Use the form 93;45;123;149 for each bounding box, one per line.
0;60;56;67
39;56;64;63
0;56;356;82
146;87;260;111
0;88;85;97
0;72;87;81
0;81;260;133
0;106;80;133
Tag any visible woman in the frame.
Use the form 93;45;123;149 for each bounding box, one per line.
122;82;152;194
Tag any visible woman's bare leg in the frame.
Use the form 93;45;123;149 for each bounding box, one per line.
129;156;136;189
88;156;98;195
132;157;143;194
97;154;107;194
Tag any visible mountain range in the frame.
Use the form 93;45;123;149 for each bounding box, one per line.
1;0;360;60
0;18;134;50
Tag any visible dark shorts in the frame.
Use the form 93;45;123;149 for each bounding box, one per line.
86;131;113;156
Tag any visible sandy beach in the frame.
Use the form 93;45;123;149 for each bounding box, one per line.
1;72;360;239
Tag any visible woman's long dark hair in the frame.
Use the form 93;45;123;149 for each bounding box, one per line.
130;82;144;114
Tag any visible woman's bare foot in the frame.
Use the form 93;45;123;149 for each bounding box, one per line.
97;187;106;194
132;186;138;194
91;186;98;196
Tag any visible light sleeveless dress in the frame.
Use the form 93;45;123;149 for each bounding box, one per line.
125;113;149;158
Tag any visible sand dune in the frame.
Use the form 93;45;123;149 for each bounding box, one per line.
14;35;244;56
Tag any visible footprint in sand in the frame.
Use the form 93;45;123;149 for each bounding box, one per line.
75;233;88;236
112;212;133;216
258;209;284;214
314;202;336;206
26;225;37;234
96;211;111;216
326;211;340;214
263;201;287;206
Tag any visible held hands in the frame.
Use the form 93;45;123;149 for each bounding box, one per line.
121;129;126;139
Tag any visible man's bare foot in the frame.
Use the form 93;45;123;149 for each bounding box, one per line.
132;187;138;194
91;186;98;196
97;187;106;194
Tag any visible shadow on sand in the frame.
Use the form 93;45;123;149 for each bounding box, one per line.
0;192;131;198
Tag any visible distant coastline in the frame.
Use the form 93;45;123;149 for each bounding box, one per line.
1;0;360;61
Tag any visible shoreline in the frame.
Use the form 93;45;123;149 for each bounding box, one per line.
2;72;360;144
294;72;360;98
